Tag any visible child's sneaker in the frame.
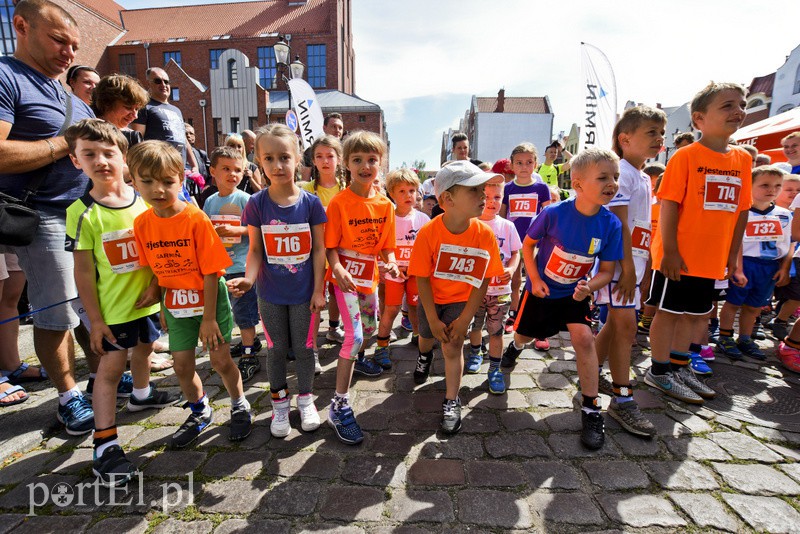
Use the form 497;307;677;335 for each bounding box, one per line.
373;346;392;370
533;338;550;351
270;396;291;438
326;327;345;344
766;319;789;340
501;343;522;368
689;352;713;375
751;323;766;341
86;373;135;399
354;356;383;377
229;406;252;441
487;368;506;395
580;411;605;450
401;315;413;332
737;338;766;361
608;398;656;438
699;346;715;362
644;370;703;404
57;395;94;436
237;357;261;383
465;347;483;374
126;388;182;412
778;342;800;373
230;337;263;358
328;403;363;444
637;316;652;335
297;394;320;432
715;335;743;359
314;351;322;375
413;352;433;384
598;374;614;396
441;397;462;435
674;366;716;399
172;406;213;448
92;445;136;487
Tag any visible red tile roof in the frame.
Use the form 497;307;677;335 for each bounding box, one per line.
476;96;550;114
74;0;124;28
119;0;330;44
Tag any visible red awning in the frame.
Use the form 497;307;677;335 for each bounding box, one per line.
732;107;800;162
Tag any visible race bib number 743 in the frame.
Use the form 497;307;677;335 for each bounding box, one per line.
433;244;490;288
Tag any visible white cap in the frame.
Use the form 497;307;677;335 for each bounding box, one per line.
433;160;502;198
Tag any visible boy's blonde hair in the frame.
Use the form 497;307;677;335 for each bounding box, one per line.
65;118;128;156
309;134;347;190
510;142;538;163
342;130;387;162
254;123;302;182
690;82;746;123
127;141;183;182
483;182;503;195
210;146;243;168
643;162;666;178
611;105;667;157
384;168;420;195
570;148;619;177
752;165;786;181
782;131;800;144
737;144;758;160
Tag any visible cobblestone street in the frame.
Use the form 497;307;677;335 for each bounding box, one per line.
1;323;799;533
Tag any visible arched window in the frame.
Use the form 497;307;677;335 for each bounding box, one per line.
747;98;764;109
795;62;800;94
227;58;238;89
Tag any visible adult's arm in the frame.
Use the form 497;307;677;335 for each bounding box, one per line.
0;120;68;174
129;123;146;136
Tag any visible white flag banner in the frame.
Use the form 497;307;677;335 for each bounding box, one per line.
287;78;324;150
579;43;617;152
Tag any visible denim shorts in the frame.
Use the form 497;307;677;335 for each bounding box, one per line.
3;211;79;330
227;272;260;329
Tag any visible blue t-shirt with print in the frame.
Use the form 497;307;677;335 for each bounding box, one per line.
526;199;623;299
0;57;94;212
242;188;327;304
202;189;250;274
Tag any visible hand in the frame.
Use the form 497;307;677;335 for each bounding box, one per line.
530;278;550;298
90;320;115;356
199;319;224;352
613;269;636;305
309;290;326;313
226;277;253;298
497;267;513;284
214;225;236;237
159;310;168;332
429;317;450;344
573;279;592;301
384;262;401;280
730;268;747;288
135;284;161;309
333;264;356;293
447;316;470;340
774;268;791;287
660;250;687;281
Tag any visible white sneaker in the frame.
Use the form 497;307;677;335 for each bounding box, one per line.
270;396;291;438
297;393;321;432
314;351;322;375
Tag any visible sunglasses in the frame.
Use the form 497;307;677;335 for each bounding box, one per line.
151;78;170;85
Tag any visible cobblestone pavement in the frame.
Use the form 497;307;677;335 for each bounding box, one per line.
1;321;799;533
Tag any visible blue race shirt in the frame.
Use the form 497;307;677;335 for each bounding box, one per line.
202;189;251;274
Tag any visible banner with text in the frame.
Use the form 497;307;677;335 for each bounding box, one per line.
579;43;617;153
287;78;324;150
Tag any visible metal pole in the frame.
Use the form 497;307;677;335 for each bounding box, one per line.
200;102;208;151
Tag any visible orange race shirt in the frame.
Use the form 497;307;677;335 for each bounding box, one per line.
650;143;752;280
324;188;396;293
408;216;504;304
134;203;233;291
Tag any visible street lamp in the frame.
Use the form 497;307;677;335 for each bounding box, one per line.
274;36;305;131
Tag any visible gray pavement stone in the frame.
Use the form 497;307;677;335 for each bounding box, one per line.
709;431;783;462
371;432;418;456
387;489;455;523
534;373;571;390
506;373;536;389
527;390;573;408
780;463;800;484
712;463;800;495
465;460;525;487
485;432;551;458
0;450;53;485
457;489;532;529
0;473;80;511
11;515;92;533
128;426;177;449
407;458;464;485
371;527;435;534
460;410;501;433
214;518;290;534
542;410;583;432
152;519;213;534
722;494;800;533
262;480;321;516
767;441;800;461
665;410;713;433
294;525;364;534
418;434;485;460
597;494;686;528
608;431;661;457
201;451;268;478
499;410;547;431
319;485;384;521
198;478;270;514
145;451;207;477
342;455;406;487
546;361;576;373
85;517;148;534
0;514;25;534
664;436;732;460
647;413;691;437
469;390;529;410
668;492;739;532
548;433;621;458
523;460;582;490
46;447;93;474
646;460;719;490
528;493;605;525
582;460;650;490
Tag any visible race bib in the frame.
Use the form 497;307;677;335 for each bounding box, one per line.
433;244;490;288
210;215;242;245
544;247;594;285
339;248;376;289
487;273;511;296
704;175;741;212
630;219;652;259
164;288;204;318
262;223;312;265
101;228;141;274
744;215;783;242
396;244;413;268
508;194;538;218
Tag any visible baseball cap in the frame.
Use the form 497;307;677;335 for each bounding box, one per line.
492;158;512;175
434;160;502;198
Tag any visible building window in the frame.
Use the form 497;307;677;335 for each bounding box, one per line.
163;51;181;67
171;88;180;101
257;46;276;89
0;0;15;56
227;58;238;88
358;115;366;123
795;63;800;95
213;118;222;146
209;49;224;70
231;117;240;133
249;117;259;131
307;44;326;88
119;54;136;77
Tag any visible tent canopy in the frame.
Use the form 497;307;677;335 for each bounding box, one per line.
732;107;800;162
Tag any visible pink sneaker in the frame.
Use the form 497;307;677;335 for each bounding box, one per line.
699;346;715;362
778;342;800;373
534;338;550;351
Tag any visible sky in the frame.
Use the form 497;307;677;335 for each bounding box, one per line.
119;0;800;169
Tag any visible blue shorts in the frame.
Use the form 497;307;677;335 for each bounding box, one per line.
102;313;161;352
227;272;259;329
725;257;780;308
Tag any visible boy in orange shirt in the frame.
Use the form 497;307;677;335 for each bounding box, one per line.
645;82;752;405
408;161;504;434
129;141;251;447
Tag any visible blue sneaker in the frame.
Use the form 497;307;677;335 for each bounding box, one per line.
353;357;383;377
401;315;413;332
465;349;483;373
715;335;742;359
373;346;392;370
57;395;94;435
689;352;712;375
86;372;137;399
737;338;766;361
487;368;506;394
328;403;364;444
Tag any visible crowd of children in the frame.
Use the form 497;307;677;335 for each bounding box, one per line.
55;79;800;487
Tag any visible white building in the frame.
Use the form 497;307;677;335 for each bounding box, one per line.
770;43;800;116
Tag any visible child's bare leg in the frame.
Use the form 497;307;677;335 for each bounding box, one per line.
239;326;256;348
408;305;419;334
738;305;760;338
441;338;464;400
378;304;400;338
719;302;738;333
570;323;599;397
93;350;127;428
129;342;154;390
209;344;244;400
171;349;203;402
604;308;637;387
509;263;522;314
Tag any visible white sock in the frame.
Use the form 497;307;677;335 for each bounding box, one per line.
59;386;83;406
132;386;151;401
95;439;119;458
89;373;97;379
513;340;524;350
231;396;250;411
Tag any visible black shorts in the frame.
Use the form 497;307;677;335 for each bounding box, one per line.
775;258;800;301
514;290;591;339
102;313;161;352
645;270;715;315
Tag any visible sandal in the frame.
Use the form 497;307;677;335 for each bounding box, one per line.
238;357;261;383
0;377;29;406
152;340;170;353
2;362;48;385
150;353;174;371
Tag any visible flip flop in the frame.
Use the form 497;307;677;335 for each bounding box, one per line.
150;354;174;371
2;362;48;385
0;378;29;407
